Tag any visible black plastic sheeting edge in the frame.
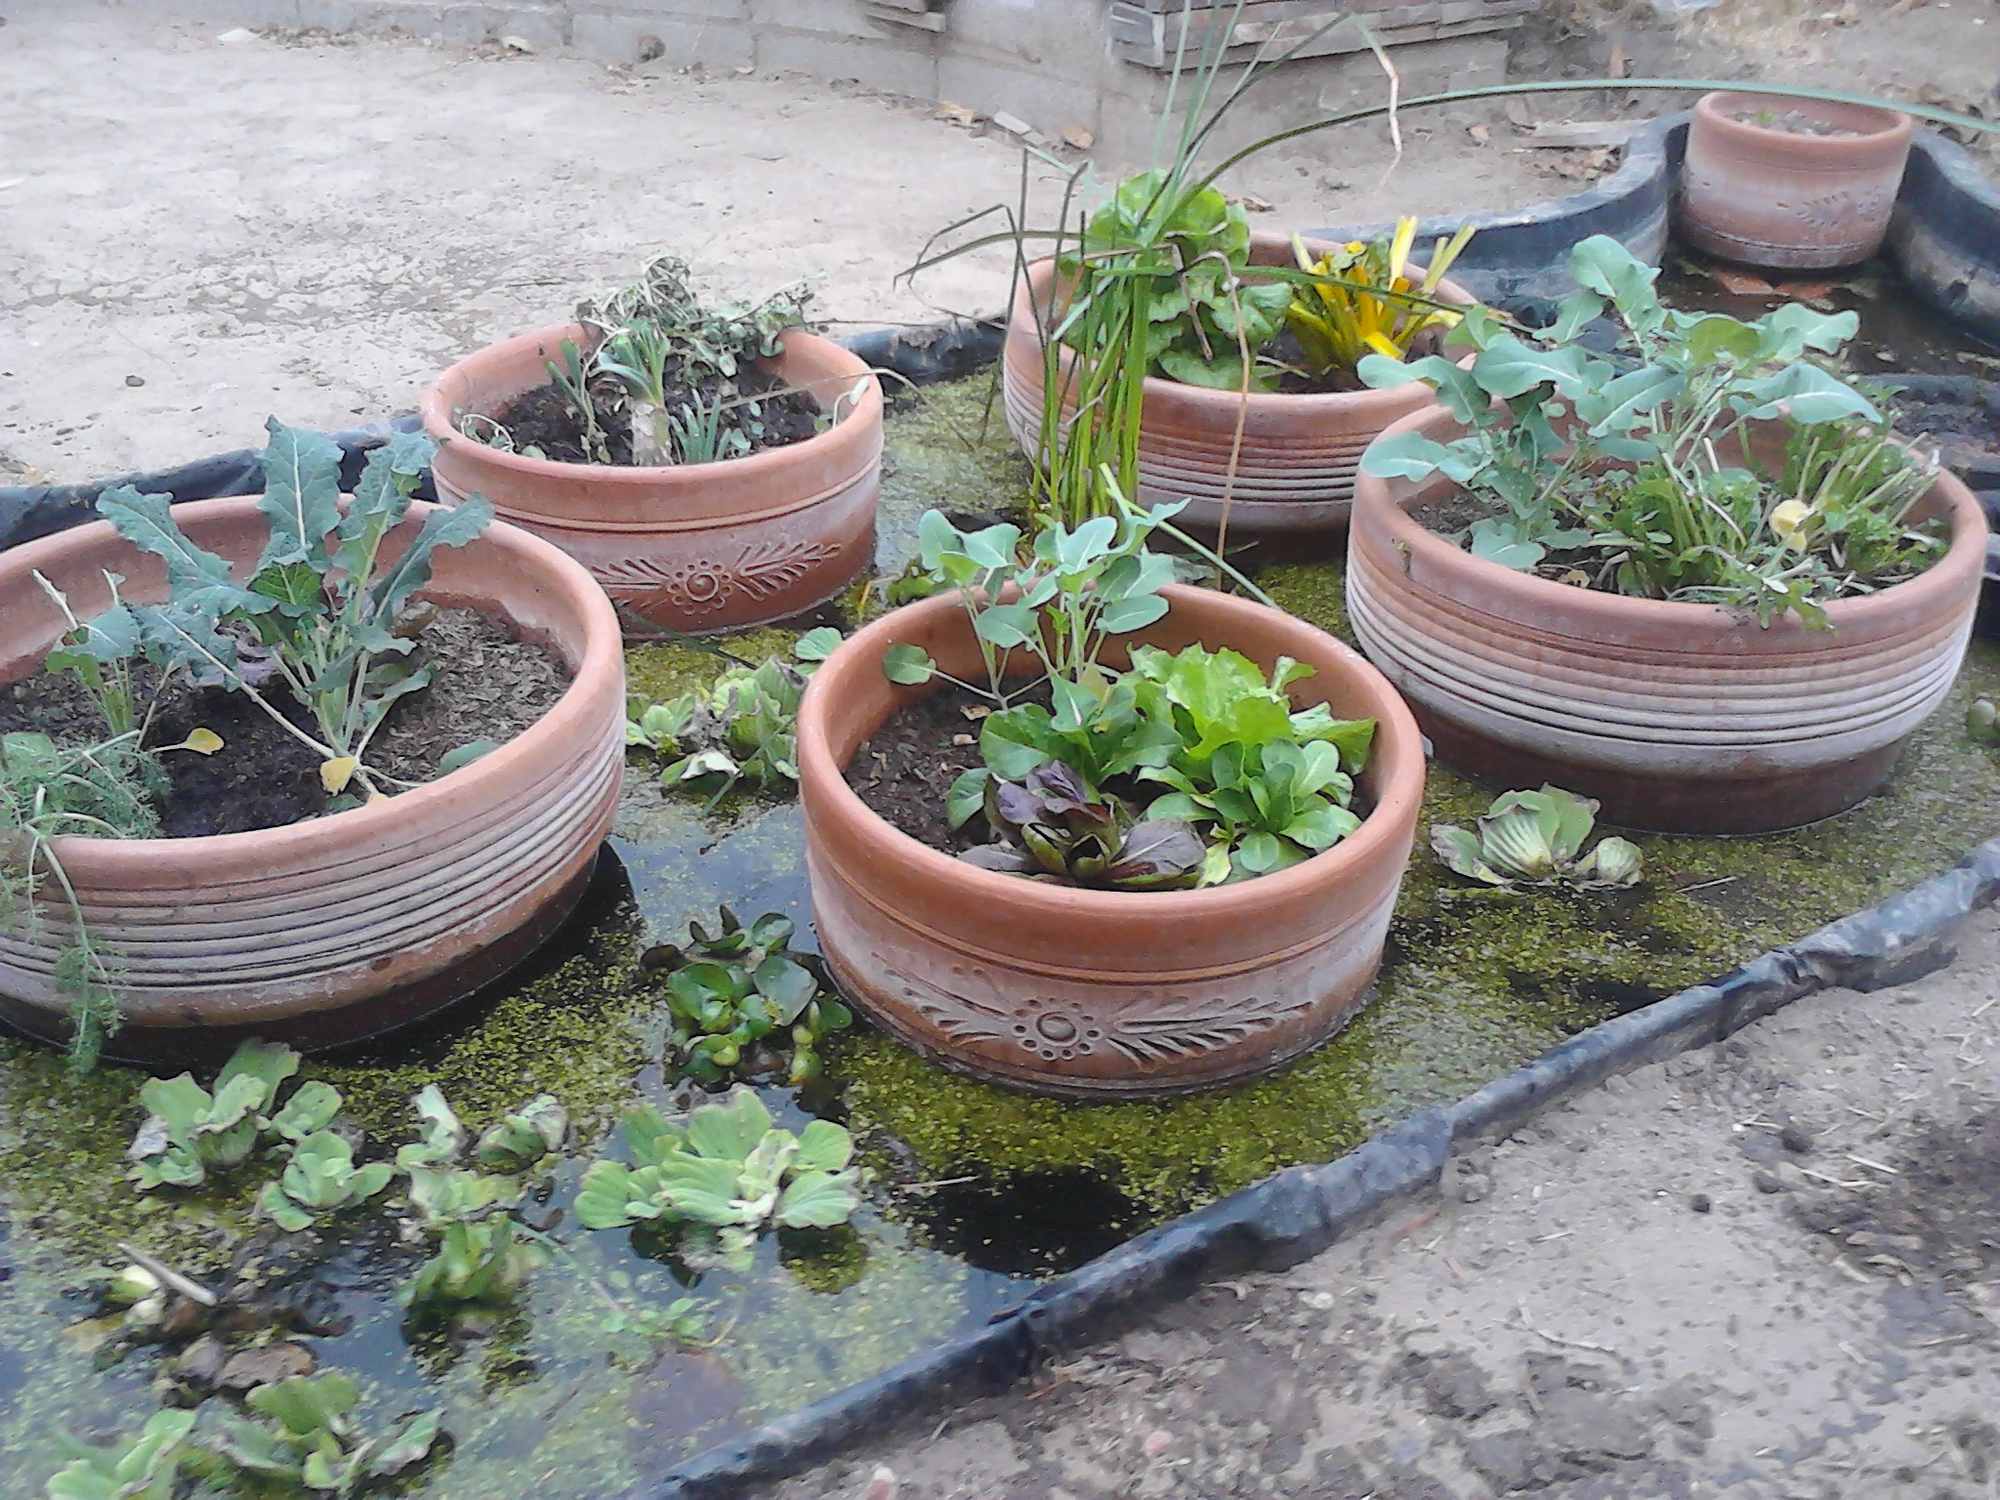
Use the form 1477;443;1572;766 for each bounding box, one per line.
656;835;2000;1498
0;320;1004;555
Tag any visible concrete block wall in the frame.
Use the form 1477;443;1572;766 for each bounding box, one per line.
166;0;1521;162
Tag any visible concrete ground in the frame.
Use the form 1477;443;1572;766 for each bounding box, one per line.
0;1;1543;483
778;904;2000;1500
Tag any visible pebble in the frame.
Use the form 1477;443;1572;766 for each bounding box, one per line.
1780;1124;1815;1155
124;373;144;388
1753;1169;1786;1195
1689;1192;1712;1214
1142;1429;1174;1458
862;1466;897;1500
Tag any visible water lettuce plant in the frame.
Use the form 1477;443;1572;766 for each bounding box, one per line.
1431;786;1643;890
576;1086;860;1269
46;1409;197;1500
127;1039;314;1190
394;1088;548;1315
257;1131;395;1232
626;629;838;803
1360;235;1945;626
95;423;493;794
644;909;852;1085
211;1373;442;1494
1286;217;1475;374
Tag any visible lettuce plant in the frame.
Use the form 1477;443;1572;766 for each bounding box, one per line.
94;423;493;797
1073;169;1292;392
392;1088;547;1315
961;761;1204;890
1431;786;1643;890
211;1373;441;1494
576;1087;859;1269
473;1094;568;1173
1360;235;1944;626
645;909;852;1085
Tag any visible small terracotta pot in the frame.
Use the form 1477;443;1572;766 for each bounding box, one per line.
422;324;883;637
1347;406;1986;835
1680;91;1915;270
0;499;625;1062
1001;232;1476;542
797;584;1425;1098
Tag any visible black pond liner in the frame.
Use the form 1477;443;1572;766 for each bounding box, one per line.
653;836;2000;1498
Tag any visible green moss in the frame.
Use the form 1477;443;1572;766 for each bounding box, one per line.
876;378;1034;559
1258;558;1351;641
624;626;804;705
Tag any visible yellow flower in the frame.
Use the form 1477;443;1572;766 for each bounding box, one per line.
1770;499;1814;544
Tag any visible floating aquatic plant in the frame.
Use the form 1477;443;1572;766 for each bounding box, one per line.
576;1086;860;1269
1431;786;1643;890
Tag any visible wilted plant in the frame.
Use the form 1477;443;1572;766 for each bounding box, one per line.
1286;217;1475;376
211;1373;442;1494
576;1086;860;1269
94;423;493;796
643;908;852;1085
1431;786;1643;890
1970;696;2000;745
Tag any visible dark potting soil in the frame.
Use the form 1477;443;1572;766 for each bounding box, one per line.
494;360;822;467
0;608;568;837
843;681;1000;854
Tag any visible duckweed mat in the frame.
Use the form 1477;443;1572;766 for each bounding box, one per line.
5;351;2000;1496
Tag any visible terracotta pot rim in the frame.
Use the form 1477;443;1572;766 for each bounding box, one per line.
1694;91;1914;151
1356;403;1988;639
419;324;882;487
0;496;622;864
1015;232;1479;421
796;582;1427;919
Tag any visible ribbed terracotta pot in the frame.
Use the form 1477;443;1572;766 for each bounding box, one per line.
0;498;625;1063
1001;232;1476;542
797;584;1425;1098
422;324;882;637
1680;91;1915;270
1348;405;1986;835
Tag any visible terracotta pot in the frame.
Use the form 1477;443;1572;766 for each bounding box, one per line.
1001;232;1476;542
1347;405;1986;834
797;584;1425;1098
0;499;625;1062
1679;91;1915;270
422;324;882;636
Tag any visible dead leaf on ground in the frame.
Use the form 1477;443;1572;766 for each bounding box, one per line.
934;101;980;129
1062;125;1095;150
1529;146;1617;182
1467;123;1491;145
1237;192;1274;212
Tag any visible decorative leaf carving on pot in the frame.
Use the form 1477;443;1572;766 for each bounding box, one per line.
872;957;1318;1068
593;539;842;618
1105;989;1320;1066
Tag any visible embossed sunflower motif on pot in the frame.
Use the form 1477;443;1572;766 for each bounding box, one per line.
594;554;734;617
